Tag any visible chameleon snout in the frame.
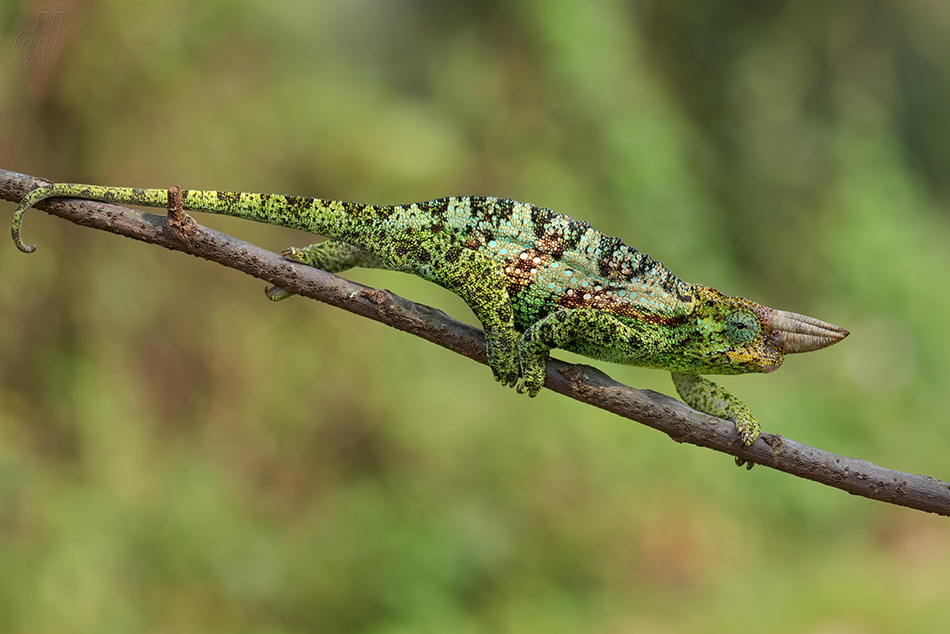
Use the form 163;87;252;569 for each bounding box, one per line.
768;309;849;355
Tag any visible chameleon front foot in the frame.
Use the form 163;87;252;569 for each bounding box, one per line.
733;412;761;448
671;372;761;448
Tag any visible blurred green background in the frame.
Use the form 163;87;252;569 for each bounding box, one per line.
2;0;949;632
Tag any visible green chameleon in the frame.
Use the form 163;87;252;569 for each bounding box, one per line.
12;183;848;447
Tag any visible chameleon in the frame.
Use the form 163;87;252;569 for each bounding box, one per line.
11;183;848;447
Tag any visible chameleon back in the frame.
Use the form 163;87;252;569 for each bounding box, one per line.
399;196;696;331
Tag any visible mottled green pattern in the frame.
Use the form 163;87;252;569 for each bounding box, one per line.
12;183;849;446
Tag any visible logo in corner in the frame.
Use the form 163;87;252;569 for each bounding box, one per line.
14;12;65;67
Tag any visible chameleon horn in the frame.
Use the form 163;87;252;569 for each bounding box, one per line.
769;310;849;354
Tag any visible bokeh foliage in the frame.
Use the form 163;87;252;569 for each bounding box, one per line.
1;0;949;632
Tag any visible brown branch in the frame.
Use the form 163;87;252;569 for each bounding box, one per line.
2;167;948;516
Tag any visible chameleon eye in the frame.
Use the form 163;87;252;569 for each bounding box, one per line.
725;311;759;345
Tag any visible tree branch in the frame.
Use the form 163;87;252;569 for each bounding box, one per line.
2;167;948;516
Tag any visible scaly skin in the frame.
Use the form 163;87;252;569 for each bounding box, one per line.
12;183;849;446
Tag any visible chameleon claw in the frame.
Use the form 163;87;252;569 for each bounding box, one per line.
514;377;543;397
735;457;755;470
281;246;306;263
493;373;518;389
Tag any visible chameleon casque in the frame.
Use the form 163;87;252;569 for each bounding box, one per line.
12;183;848;447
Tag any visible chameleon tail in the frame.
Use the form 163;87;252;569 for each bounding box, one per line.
11;184;377;253
12;184;169;253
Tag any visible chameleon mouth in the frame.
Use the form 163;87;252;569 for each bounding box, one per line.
769;310;849;354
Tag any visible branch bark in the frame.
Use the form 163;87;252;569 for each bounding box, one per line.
2;167;948;516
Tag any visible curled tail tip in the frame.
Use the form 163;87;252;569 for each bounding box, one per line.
11;185;53;254
11;221;37;253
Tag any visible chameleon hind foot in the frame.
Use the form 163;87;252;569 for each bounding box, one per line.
266;241;386;301
513;307;632;398
264;247;312;301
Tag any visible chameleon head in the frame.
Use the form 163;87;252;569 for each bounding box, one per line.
681;286;849;375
